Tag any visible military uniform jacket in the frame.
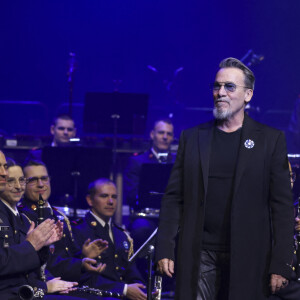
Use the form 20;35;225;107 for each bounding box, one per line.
0;200;47;298
72;212;144;293
19;199;83;282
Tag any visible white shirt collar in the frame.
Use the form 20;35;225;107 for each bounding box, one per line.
90;210;111;228
1;199;19;216
151;147;159;159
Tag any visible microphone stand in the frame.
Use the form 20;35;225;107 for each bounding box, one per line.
129;228;161;300
67;52;76;117
111;114;120;182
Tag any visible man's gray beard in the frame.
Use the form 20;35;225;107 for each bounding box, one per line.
213;107;233;120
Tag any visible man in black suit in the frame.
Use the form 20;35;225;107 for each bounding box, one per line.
156;57;295;300
72;178;146;300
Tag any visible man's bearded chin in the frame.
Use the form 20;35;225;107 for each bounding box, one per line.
213;106;233;120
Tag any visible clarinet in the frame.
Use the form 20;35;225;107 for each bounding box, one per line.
37;195;47;282
296;197;300;282
18;285;44;300
75;286;123;298
37;194;45;225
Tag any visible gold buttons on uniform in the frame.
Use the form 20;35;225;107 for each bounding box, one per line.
98;256;101;259
65;247;69;251
63;234;66;238
120;277;123;281
14;230;17;234
114;254;118;258
293;267;296;271
4;235;8;238
115;266;119;270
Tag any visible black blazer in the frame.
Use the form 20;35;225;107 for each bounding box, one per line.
156;115;295;300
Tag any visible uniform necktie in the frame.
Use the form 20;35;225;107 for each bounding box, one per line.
104;222;114;245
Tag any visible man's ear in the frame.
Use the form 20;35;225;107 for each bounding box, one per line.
150;130;154;140
245;89;253;104
86;195;93;207
50;125;55;135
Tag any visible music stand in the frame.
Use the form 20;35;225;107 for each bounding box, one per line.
42;146;112;214
136;163;174;210
83;92;149;135
129;228;158;300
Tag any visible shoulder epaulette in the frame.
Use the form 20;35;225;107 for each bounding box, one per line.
53;207;74;240
21;213;32;224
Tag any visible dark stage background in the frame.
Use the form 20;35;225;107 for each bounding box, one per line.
1;0;300;137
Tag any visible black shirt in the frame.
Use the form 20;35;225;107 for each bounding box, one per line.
202;126;241;251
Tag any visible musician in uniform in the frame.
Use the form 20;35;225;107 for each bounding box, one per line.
28;114;77;162
72;178;147;300
0;152;85;299
124;118;175;209
18;160;126;300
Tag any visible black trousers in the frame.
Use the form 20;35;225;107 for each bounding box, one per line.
197;249;230;300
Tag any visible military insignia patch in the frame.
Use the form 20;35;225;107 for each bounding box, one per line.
31;204;37;211
91;221;97;227
123;241;129;250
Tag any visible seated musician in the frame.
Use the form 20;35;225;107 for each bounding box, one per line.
28;114;77;161
0;152;84;299
50;114;77;147
72;178;147;300
18;160;125;299
124;118;175;209
123;119;176;251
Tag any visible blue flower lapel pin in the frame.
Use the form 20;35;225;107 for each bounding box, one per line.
244;139;255;149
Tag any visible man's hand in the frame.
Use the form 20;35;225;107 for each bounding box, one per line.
126;283;147;300
82;257;106;273
157;258;174;278
46;277;78;294
270;274;289;294
45;220;64;246
26;219;56;251
82;238;109;258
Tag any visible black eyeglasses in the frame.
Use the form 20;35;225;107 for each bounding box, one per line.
211;82;251;93
26;176;50;186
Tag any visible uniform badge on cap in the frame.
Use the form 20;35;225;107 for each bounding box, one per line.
91;221;97;227
244;139;255;149
123;241;129;250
